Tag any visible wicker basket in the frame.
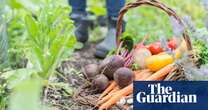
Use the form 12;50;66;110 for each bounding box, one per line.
74;0;194;107
116;0;193;81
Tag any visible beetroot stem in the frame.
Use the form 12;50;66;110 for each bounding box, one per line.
116;41;124;55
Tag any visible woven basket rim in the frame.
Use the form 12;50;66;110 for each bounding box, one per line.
116;0;192;52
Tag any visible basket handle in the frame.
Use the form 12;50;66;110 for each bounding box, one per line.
116;0;192;51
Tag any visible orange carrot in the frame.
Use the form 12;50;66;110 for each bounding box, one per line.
98;70;146;105
134;71;143;80
97;86;120;105
108;86;119;95
98;67;171;110
146;64;174;81
98;92;114;105
156;76;166;81
99;84;133;110
98;81;117;100
135;69;151;80
140;72;152;80
98;70;152;109
133;70;141;74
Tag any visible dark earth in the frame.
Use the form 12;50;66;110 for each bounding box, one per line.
46;42;101;110
45;42;123;110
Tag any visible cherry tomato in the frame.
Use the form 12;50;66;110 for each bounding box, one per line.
148;42;164;55
168;39;177;50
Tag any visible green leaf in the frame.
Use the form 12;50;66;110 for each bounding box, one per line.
67;35;77;49
8;78;46;110
7;0;24;9
25;15;38;42
89;6;106;16
121;34;134;51
22;1;76;79
1;68;37;89
0;23;8;69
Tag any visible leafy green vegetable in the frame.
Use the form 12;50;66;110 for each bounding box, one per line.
0;1;76;109
24;2;76;79
193;40;208;65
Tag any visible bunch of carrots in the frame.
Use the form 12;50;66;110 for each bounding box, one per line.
97;64;174;110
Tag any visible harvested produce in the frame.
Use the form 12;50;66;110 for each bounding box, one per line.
148;42;164;55
89;37;188;109
98;81;117;100
97;87;120;105
134;70;152;80
135;33;149;49
174;39;187;59
108;86;120;95
98;84;133;110
114;67;134;88
98;70;150;108
99;55;125;79
83;64;99;81
193;40;208;65
97;64;174;110
168;38;177;50
133;48;152;69
146;64;174;80
146;53;174;71
116;95;133;110
135;70;152;80
135;43;146;49
92;74;110;92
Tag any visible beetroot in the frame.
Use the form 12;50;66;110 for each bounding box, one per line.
114;67;134;88
99;55;125;79
83;64;99;81
92;74;109;92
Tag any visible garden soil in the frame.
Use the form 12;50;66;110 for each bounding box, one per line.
45;43;121;110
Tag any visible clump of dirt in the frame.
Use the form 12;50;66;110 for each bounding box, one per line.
66;43;101;70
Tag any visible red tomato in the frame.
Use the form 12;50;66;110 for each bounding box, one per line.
148;42;164;55
168;39;177;50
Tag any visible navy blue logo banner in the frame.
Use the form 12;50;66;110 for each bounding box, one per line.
133;81;208;110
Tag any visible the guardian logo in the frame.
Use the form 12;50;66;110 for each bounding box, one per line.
136;83;197;104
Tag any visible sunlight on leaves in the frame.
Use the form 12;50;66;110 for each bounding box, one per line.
9;78;48;110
